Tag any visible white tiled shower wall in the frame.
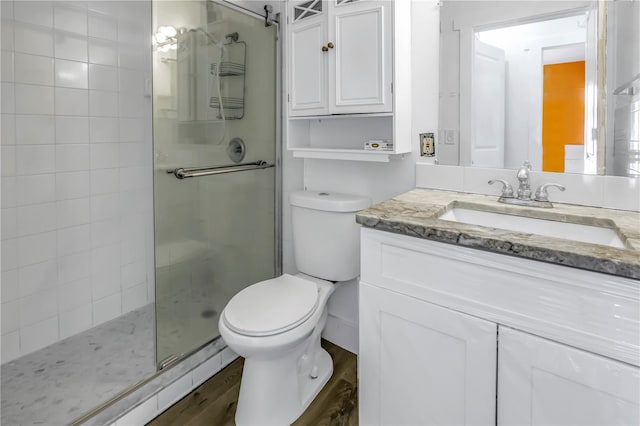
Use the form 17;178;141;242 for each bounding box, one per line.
0;0;154;363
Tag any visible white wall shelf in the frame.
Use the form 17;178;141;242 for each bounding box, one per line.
287;112;393;121
291;147;402;162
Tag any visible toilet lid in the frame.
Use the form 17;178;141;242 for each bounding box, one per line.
222;274;319;337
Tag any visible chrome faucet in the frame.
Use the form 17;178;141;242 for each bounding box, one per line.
488;161;566;208
516;161;532;200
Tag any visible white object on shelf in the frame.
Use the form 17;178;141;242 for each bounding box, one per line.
364;140;393;151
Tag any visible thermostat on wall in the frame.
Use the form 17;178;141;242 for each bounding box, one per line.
364;140;394;151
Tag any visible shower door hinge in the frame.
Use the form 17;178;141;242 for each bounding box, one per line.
391;82;393;94
287;94;290;102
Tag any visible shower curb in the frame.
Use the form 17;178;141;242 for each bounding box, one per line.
73;339;238;426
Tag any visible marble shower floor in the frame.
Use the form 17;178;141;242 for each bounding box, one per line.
155;283;228;366
1;305;156;426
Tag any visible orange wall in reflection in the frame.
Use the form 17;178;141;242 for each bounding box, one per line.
542;61;585;172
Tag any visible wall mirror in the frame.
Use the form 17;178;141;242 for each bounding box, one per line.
437;0;639;177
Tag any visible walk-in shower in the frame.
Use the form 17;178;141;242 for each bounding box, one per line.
0;1;279;423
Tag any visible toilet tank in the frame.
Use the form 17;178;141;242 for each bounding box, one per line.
290;191;371;282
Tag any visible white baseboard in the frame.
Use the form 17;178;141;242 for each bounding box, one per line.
322;314;358;355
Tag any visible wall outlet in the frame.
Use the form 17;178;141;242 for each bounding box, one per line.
420;133;435;157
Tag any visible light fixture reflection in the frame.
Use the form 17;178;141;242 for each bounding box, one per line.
154;25;177;52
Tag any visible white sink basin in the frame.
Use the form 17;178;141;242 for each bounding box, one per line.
438;208;626;248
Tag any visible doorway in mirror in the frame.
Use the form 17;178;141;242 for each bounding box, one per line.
471;13;593;173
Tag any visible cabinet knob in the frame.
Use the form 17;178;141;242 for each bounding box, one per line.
327;42;334;49
322;45;329;52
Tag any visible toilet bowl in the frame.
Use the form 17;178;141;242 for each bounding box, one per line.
219;273;335;425
218;191;371;426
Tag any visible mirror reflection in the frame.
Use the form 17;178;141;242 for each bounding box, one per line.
438;0;639;177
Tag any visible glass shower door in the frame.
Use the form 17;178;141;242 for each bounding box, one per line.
152;1;278;366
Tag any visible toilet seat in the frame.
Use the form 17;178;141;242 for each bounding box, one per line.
222;274;319;337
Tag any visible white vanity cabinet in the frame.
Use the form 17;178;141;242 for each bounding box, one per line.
287;0;392;116
498;326;640;426
359;227;640;425
359;283;497;425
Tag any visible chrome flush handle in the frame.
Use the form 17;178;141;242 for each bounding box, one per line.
534;183;566;202
488;179;514;198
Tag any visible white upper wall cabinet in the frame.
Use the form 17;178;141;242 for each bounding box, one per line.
330;0;392;114
288;0;329;115
284;0;411;161
287;0;392;117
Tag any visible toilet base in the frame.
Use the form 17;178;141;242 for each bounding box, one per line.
235;346;333;426
299;347;333;415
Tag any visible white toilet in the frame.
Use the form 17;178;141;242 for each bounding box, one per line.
218;190;371;426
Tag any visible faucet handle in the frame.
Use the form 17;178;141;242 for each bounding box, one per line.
488;179;514;198
534;183;566;202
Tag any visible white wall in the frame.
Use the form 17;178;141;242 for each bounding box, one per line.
281;0;440;353
0;1;154;363
415;163;640;212
440;0;589;29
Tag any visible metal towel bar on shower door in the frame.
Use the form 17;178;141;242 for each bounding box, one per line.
167;160;275;179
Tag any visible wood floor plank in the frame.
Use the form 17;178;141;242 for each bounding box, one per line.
184;383;239;426
294;342;358;426
293;378;357;426
148;358;244;426
148;340;357;426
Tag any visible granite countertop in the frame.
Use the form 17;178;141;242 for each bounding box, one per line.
356;188;640;280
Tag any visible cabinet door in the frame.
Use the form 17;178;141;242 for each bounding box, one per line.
359;282;497;425
287;1;329;116
498;326;640;426
329;0;392;114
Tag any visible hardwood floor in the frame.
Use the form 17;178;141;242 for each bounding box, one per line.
148;340;358;426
